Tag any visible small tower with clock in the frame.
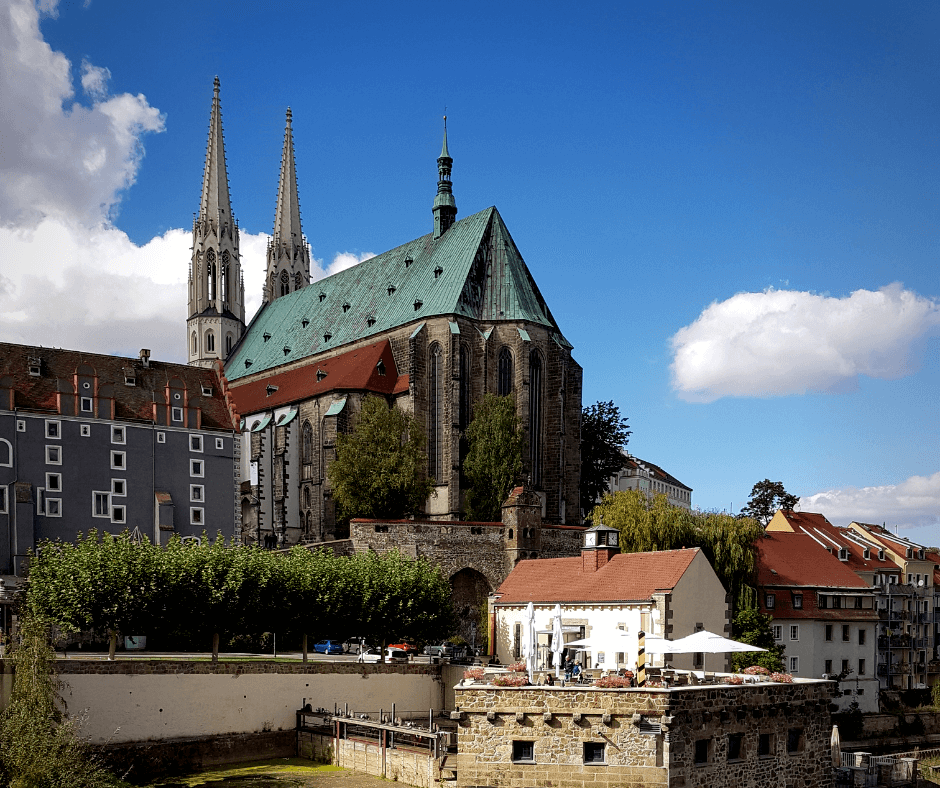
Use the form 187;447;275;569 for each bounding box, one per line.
581;520;621;572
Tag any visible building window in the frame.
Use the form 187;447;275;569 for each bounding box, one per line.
191;507;204;526
205;330;215;353
859;629;866;646
111;479;125;496
191;485;204;502
215;437;224;450
498;347;513;396
765;593;775;609
80;424;91;437
111;426;125;444
858;659;866;676
842;659;849;673
225;334;233;355
727;733;744;761
45;445;61;465
819;595;828;609
111;451;126;470
111;504;126;524
302;421;313;466
583;742;605;764
790;656;799;672
45;472;61;493
428;343;443;482
693;651;704;669
16;419;26;432
81;397;93;412
758;733;773;757
93;492;110;517
511;741;534;763
157;432;165;443
172;407;183;422
45;420;61;439
825;659;833;674
793;593;802;609
0;486;7;514
842;625;850;642
191;332;198;355
825;624;833;641
694;738;711;765
786;728;804;754
280;270;290;297
772;625;782;641
190;434;203;452
459;344;470;430
528;350;543;486
45;498;62;517
790;625;799;641
191;459;204;477
514;622;521;660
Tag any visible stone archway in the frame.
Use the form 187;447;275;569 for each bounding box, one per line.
449;568;492;650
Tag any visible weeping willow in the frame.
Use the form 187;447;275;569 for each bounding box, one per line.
591;490;764;610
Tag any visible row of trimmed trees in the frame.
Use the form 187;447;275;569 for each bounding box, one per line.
25;531;453;660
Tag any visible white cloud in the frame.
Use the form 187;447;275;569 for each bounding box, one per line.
800;472;940;537
319;251;375;278
670;284;940;402
0;0;164;228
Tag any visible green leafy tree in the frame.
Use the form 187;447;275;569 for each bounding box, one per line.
593;489;764;609
580;400;631;518
464;393;523;521
329;396;434;522
740;479;799;526
728;607;785;673
0;617;127;787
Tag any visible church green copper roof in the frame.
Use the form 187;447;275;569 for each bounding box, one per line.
225;206;572;381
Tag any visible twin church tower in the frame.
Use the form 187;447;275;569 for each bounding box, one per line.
187;78;455;367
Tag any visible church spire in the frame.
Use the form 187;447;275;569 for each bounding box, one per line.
198;76;233;230
432;116;457;239
264;108;311;304
188;77;245;367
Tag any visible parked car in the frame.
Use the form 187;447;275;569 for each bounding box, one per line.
343;638;369;655
312;639;345;655
357;648;408;664
388;642;418;654
423;642;466;659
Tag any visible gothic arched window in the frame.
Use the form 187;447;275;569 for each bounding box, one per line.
280;270;290;297
428;343;443;481
301;420;313;467
303;486;311;510
221;251;230;307
206;249;216;301
191;332;197;355
498;347;513;397
459;344;470;430
528;350;543;486
225;333;233;355
206;330;215;353
294;272;303;290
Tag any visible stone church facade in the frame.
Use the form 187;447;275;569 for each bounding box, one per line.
186;81;583;552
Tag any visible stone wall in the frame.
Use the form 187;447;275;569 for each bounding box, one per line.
299;731;440;788
453;681;835;788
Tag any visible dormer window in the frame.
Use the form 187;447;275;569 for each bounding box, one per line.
376;359;386;377
263;332;271;342
404;256;413;268
266;384;279;396
878;549;885;561
434;266;443;278
907;547;913;559
201;385;213;397
342;302;351;313
919;549;925;560
387;285;396;296
283;346;291;356
316;369;327;382
301;318;309;328
319;292;326;302
414;299;423;311
323;333;332;342
245;359;253;368
838;548;848;561
367;317;376;327
28;357;42;376
793;593;803;609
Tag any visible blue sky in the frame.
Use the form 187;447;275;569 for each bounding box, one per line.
1;0;937;537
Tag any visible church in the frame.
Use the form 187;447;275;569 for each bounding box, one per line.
187;80;582;546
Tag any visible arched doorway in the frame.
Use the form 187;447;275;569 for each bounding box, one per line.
449;568;492;651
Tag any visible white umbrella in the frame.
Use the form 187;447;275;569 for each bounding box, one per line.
645;630;766;655
565;628;632;668
550;604;564;679
831;725;841;768
522;602;536;682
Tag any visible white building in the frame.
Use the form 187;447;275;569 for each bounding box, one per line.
490;524;729;673
606;452;692;510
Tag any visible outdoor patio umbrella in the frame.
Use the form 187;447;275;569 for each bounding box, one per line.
643;630;766;655
522;602;537;682
550;605;565;679
831;725;841;768
565;628;632;668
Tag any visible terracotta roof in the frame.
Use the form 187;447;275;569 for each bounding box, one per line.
756;532;870;589
0;342;236;430
494;548;702;605
772;511;899;574
227;339;405;415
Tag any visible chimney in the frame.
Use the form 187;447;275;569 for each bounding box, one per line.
139;349;151;368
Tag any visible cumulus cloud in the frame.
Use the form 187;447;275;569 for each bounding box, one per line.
319;251;375;278
0;0;164;228
671;285;940;402
800;472;940;536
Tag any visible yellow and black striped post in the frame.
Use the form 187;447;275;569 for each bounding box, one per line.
637;630;646;687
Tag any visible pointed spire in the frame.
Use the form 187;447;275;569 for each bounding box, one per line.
433;115;457;239
272;108;304;248
198;76;233;226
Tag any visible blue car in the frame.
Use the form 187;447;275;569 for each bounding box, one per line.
313;639;345;655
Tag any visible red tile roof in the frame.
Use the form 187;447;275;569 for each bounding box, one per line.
228;339;405;414
494;548;701;605
756;532;870;589
0;342;236;429
774;511;899;574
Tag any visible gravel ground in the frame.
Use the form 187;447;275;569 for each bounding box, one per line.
146;760;400;788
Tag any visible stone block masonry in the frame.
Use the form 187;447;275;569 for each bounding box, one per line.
453;680;836;788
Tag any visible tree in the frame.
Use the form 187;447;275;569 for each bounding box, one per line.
728;607;785;673
463;393;523;521
592;489;764;610
329;396;434;522
580;400;631;518
740;479;799;526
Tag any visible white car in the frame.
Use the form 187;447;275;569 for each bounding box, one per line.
357;647;408;664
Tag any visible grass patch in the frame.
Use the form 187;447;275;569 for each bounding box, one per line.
146;758;344;786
